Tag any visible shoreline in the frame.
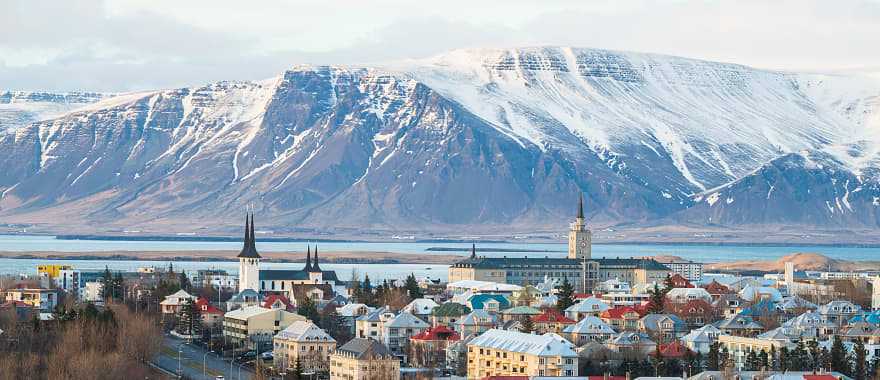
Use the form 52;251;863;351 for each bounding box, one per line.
0;250;464;265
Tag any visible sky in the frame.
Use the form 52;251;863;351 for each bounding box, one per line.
2;0;880;92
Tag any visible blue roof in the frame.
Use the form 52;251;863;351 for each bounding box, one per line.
468;294;510;310
739;299;777;317
850;310;880;325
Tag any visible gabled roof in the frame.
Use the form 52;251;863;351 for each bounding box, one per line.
563;316;616;335
195;297;223;314
654;340;691;358
715;314;762;330
500;306;541;315
459;310;497;326
601;306;642;319
276;321;336;342
609;331;655;346
433;302;471;317
337;303;374;317
532;309;575;324
639;314;686;331
468;294;510;310
228;288;262;303
468;329;578;357
263;294;294;310
386;311;429;329
410;325;460;341
336;338;394;360
403;298;439;315
565;297;610;313
681;325;721;343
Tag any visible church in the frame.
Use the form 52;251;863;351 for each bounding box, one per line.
235;214;339;304
448;195;671;292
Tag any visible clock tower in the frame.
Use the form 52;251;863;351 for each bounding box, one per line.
568;194;592;259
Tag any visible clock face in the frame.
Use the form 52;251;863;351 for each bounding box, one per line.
580;240;587;248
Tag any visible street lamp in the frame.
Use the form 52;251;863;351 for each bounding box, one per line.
177;342;186;378
203;349;214;376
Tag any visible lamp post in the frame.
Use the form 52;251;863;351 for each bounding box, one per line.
203;349;214;376
177;343;185;378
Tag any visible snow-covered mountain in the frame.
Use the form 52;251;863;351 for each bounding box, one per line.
1;47;879;234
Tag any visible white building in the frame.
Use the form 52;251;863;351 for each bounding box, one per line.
564;297;610;321
160;289;195;315
652;257;703;281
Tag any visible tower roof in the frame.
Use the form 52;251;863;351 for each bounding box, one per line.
303;246;312;271
577;193;584;219
237;213;261;259
470;243;476;259
311;246;322;272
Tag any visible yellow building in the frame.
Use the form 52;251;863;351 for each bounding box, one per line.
717;335;792;370
223;306;306;349
329;338;400;380
37;264;73;278
466;329;578;379
3;288;60;311
273;321;337;373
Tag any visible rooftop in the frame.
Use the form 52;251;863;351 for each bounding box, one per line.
468;329;577;357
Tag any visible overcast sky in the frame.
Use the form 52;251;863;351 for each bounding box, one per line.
2;0;879;92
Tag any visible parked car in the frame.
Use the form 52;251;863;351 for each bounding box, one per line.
260;351;273;360
237;351;257;361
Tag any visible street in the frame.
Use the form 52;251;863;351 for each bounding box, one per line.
155;335;255;380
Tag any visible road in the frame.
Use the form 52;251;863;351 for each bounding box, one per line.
154;335;255;380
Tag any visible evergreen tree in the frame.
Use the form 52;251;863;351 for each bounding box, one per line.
520;317;534;333
297;296;320;323
663;274;675;293
757;349;769;371
292;357;304;380
831;335;849;373
556;278;576;312
648;283;665;314
853;339;867;380
112;271;125;301
176;298;200;336
745;350;759;371
869;355;880;379
779;346;790;371
404;273;424;299
707;342;721;371
100;266;113;300
770;345;779;371
820;347;832;372
361;275;374;306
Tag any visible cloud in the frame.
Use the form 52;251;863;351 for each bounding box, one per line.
1;0;879;92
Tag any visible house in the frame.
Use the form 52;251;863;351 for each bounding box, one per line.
223;306;307;350
329;338;399;380
600;306;643;331
780;310;835;339
702;280;733;301
431;302;472;327
383;311;429;358
717;334;793;370
226;288;263;311
605;332;656;358
409;325;460;368
564;297;610;321
715;314;764;337
818;300;862;325
666;288;712;304
468;294;511;313
652;340;692;359
457;309;498;337
467;329;578;379
638;314;687;341
738;284;783;303
500;306;542;323
666;299;716;328
355;308;393;341
337;303;374;335
262;294;295;312
681;325;721;354
596;278;632;294
4;288;61;311
159;289;194;315
777;296;817;315
273;321;336;373
194;297;224;327
402;298;439;320
713;294;747;317
532;309;576;334
563;316;616;345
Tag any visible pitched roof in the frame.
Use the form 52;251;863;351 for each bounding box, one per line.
225;305;273;320
336;338;394;360
609;331;655;346
468;329;578;357
532;309;575;324
501;306;541;315
459;310;497;326
563;316;616;335
194;297;223;314
433;302;471;317
262;294;294;309
601;306;642;319
386;312;429;328
639;314;686;331
403;298;439;315
410;325;460;341
468;294;511;310
565;297;609;313
275;321;336;342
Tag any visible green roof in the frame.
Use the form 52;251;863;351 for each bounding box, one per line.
501;306;541;315
432;302;471;317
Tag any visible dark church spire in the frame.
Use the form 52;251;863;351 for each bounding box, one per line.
303;246;312;271
237;213;261;259
577;192;584;219
470;243;476;259
311;246;321;272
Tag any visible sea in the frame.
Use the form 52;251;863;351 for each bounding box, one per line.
1;234;879;282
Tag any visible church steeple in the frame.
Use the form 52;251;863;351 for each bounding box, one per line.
470;243;476;259
303;246;312;271
237;213;261;258
311;246;322;272
577;192;584;220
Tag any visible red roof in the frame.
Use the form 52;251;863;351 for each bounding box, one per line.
411;325;461;342
601;306;641;319
653;340;691;358
195;297;223;315
669;274;694;288
532;309;575;324
703;280;731;294
668;299;714;315
262;294;293;310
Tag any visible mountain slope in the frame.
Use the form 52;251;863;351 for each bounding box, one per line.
1;47;880;234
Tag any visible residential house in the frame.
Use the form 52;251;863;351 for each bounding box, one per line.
500;306;542;324
532;309;576;334
666;299;716;328
563;316;616;345
466;329;578;379
337;303;374;335
194;297;224;328
666;288;712;305
383;311;429;358
273;321;336;373
681;325;721;354
781;310;836;339
409;325;460;368
355;308;393;341
717;334;793;370
713;294;747;317
467;294;510;314
457;309;498;338
600;306;643;332
564;297;610;321
605;332;656;358
431;302;472;328
262;294;295;312
329;338;399;380
738;284;783;303
638;314;687;342
402;298;439;321
702;280;733;301
596;278;631;294
226;289;263;311
3;288;60;311
667;274;694;288
715;314;764;337
818;300;862;326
